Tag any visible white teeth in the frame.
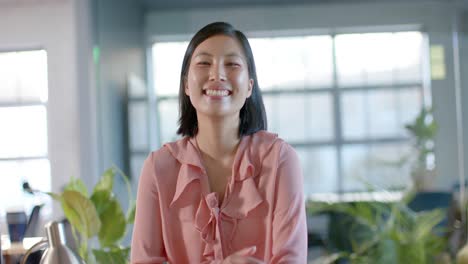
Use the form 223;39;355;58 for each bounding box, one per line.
205;89;229;96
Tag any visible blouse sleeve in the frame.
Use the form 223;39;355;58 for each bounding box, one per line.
270;143;308;263
131;153;167;264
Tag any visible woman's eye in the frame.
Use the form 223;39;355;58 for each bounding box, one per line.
197;61;210;66
226;62;241;67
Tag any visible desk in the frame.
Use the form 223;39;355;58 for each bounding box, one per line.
1;235;43;264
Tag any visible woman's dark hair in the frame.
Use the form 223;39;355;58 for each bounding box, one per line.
176;21;267;137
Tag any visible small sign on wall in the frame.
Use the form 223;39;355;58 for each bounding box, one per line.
430;45;446;80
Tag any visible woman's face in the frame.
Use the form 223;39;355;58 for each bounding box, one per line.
185;35;253;119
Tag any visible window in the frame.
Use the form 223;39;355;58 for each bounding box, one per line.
129;30;427;197
0;50;51;215
127;74;152;180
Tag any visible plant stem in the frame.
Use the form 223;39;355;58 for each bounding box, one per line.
112;164;134;215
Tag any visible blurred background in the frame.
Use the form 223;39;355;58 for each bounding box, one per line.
0;0;467;262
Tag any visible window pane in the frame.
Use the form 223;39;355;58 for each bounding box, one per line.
297;146;338;196
367;89;399;137
0;50;48;103
276;95;306;142
398;88;423;136
266;93;334;143
130;154;147;180
336;32;422;87
342;143;411;192
250;36;333;90
268;93;333;142
130;154;148;196
0;159;51;215
342;89;404;139
152;42;188;96
341;92;367;139
158;99;180;144
307;94;334;140
262;96;277;133
0;106;48;158
128;101;148;151
393;32;423;83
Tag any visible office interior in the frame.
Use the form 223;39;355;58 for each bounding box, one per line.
1;0;468;262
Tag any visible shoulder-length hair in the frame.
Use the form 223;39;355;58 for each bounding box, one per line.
176;21;267;137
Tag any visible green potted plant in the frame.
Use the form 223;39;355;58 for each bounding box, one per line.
47;167;136;264
405;107;438;190
307;192;450;264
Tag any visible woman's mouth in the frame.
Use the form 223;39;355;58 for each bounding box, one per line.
203;89;231;97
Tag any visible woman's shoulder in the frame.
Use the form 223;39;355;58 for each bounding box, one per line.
141;137;191;184
249;130;290;151
246;130;297;165
144;137;186;164
147;136;199;166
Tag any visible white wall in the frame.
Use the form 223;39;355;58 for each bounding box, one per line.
74;0;100;193
146;1;467;190
0;1;93;233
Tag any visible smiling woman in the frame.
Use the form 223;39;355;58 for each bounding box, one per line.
130;22;307;264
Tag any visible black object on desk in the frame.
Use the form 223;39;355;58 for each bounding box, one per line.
6;212;27;243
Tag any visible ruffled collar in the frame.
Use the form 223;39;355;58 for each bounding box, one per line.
164;131;279;259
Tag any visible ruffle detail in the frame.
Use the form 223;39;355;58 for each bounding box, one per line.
166;137;208;208
165;131;280;261
195;193;225;260
170;163;203;208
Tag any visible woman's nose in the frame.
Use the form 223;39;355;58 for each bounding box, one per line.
209;64;226;81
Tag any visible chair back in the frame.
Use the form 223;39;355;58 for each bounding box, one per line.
24;204;43;237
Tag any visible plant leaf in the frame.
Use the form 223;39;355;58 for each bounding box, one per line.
93;247;130;264
91;190;127;247
93;168;115;194
64;177;89;197
61;190;101;238
377;238;398;264
91;190;113;215
311;253;346;264
94;193;126;247
413;209;445;239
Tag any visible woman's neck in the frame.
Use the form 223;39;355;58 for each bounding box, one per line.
195;114;241;161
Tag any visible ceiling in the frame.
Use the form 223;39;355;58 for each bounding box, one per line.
0;0;463;10
0;0;462;9
0;0;63;6
137;0;458;10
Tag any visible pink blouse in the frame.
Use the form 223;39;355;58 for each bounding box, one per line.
131;131;307;263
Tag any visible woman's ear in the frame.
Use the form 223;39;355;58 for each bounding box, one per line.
247;79;253;98
184;77;190;96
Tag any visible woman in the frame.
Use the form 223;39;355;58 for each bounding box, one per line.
131;22;307;264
